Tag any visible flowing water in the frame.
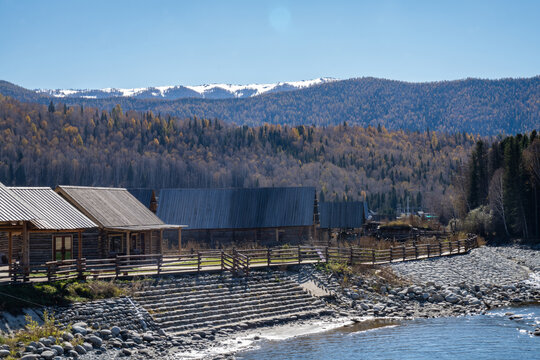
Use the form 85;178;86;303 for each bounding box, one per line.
237;306;540;360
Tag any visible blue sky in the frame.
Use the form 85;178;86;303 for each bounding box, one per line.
1;0;539;89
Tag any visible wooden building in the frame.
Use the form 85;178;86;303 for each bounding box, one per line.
0;184;97;271
319;201;368;243
157;187;319;248
56;186;185;257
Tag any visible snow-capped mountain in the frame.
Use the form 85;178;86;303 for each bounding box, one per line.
36;77;337;100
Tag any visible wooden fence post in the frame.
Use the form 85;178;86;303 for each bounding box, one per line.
350;247;354;265
115;256;120;278
77;258;85;280
197;252;201;272
390;247;393;262
267;248;271;267
402;246;406;261
157;254;162;274
427;244;430;258
439;241;442;256
414;244;418;259
325;246;329;263
298;246;302;264
457;240;461;253
221;251;224;270
47;263;53;282
371;249;375;264
449;240;453;255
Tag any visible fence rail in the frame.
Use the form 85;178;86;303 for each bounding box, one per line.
0;235;478;284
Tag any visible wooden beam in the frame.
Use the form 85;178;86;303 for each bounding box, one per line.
178;228;182;255
8;231;12;273
78;230;82;259
159;230;163;255
126;231;131;256
148;231;152;254
22;222;29;273
275;228;279;243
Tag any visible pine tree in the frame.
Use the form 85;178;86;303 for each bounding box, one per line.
48;101;55;113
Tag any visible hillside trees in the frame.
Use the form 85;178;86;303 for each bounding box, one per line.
458;131;539;240
0;95;476;217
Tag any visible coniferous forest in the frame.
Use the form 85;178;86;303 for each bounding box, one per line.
456;133;539;239
0;95;479;220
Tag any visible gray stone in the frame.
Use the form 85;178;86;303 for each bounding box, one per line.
111;326;121;336
87;335;103;348
69;350;79;358
74;345;87;355
20;355;38;360
51;344;63;355
0;350;10;358
143;333;154;342
62;332;74;342
72;326;87;336
62;341;74;352
41;350;55;360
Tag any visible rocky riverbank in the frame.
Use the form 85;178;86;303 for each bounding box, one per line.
1;245;538;359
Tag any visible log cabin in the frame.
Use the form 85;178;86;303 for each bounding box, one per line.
0;184;97;273
156;187;319;248
56;186;185;257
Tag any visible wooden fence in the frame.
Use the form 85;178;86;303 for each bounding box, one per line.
0;235;478;284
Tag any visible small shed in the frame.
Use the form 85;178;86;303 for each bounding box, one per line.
319;201;367;242
0;184;97;272
157;187;318;248
56;186;185;257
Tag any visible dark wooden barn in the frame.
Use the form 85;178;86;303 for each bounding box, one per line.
128;188;158;213
319;201;368;242
56;186;185;257
0;184;97;273
157;187;319;248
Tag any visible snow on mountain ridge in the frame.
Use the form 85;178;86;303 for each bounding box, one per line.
35;77;337;100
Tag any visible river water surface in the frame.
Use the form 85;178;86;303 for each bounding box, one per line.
237;306;540;360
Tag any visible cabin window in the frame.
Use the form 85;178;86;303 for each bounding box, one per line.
108;235;124;255
53;235;73;261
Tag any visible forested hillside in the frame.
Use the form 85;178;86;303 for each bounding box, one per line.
456;133;539;239
0;96;477;219
1;77;539;135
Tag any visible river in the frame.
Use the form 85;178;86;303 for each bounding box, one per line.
236;305;540;360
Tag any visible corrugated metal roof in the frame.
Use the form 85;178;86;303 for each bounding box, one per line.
127;188;155;209
0;182;38;223
157;187;316;230
9;187;97;230
56;186;166;228
319;201;366;229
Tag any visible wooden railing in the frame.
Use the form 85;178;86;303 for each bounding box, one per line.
2;235;478;284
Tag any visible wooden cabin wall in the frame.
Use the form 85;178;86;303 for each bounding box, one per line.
172;226;312;249
29;232;101;265
0;232;22;264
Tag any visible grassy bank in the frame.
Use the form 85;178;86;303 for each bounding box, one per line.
0;280;125;314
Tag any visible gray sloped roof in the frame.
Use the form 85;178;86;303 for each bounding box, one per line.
319;201;365;229
127;188;155;209
8;187;97;230
56;185;166;229
0;182;38;223
157;187;316;230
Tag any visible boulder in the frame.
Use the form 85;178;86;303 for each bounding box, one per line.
87;335;103;348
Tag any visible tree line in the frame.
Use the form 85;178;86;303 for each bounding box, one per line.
0;95;478;219
455;132;539;240
1;76;539;136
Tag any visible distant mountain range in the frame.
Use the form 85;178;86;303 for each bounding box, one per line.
32;78;337;100
0;77;538;135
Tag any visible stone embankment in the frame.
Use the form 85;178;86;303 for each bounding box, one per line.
303;245;540;320
1;245;538;359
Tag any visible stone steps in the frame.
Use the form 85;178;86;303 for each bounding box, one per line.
133;272;329;335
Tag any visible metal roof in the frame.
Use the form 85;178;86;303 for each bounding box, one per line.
56;185;168;229
8;187;97;230
127;188;155;209
319;201;366;229
157;187;316;230
0;182;38;223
